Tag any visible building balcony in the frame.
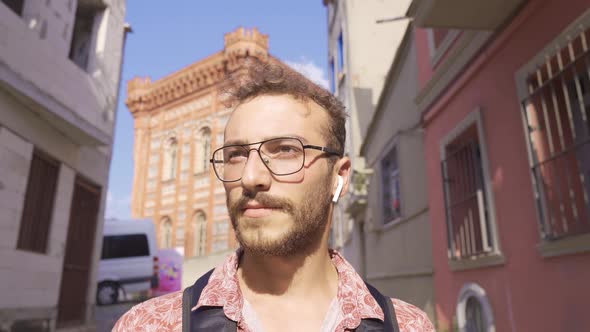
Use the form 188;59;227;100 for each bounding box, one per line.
408;0;526;30
0;2;118;146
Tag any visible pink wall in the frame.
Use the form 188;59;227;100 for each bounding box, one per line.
418;0;590;331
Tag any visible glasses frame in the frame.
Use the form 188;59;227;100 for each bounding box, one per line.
209;136;343;182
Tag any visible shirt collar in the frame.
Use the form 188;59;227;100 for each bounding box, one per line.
194;248;384;328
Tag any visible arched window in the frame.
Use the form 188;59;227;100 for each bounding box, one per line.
192;211;207;256
457;283;495;332
195;128;211;174
160;217;172;248
162;137;178;180
465;297;485;332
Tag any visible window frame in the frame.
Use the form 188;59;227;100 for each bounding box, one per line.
439;108;504;270
101;234;150;259
514;8;590;258
380;143;402;225
68;1;104;71
160;216;173;249
456;283;496;332
162;136;178;181
427;28;461;67
194;127;211;174
16;149;60;254
337;32;345;72
193;211;207;257
329;58;336;94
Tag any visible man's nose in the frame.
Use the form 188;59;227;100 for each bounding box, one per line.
240;149;272;191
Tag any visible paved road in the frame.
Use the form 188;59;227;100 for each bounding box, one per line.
94;301;138;332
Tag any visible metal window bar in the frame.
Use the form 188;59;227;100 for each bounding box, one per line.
442;139;493;259
521;26;590;240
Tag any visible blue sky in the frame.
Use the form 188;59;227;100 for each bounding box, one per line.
105;1;329;219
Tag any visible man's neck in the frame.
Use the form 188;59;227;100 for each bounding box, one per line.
237;241;339;301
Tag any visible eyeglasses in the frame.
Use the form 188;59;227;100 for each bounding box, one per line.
210;137;342;182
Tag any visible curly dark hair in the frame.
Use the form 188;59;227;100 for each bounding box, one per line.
221;58;347;155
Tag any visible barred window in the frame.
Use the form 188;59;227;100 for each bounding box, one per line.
520;25;590;240
381;145;401;223
442;124;494;259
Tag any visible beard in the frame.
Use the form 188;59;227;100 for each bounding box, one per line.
227;182;332;257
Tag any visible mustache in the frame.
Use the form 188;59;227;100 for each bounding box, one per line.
229;192;295;215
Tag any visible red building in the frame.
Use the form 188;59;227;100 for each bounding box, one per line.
409;0;590;330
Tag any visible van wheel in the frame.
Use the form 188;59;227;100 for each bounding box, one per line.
97;282;119;305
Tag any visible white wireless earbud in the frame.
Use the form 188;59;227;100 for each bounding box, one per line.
332;175;344;203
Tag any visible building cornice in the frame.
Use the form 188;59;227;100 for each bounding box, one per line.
126;27;270;116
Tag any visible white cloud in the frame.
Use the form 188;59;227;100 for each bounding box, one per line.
284;58;329;89
105;190;132;220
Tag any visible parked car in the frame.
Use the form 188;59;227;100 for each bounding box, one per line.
97;219;159;305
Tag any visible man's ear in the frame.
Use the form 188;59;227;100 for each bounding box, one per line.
332;157;351;203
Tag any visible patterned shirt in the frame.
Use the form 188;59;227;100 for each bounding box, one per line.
113;250;435;332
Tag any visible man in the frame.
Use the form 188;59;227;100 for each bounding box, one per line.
114;60;434;331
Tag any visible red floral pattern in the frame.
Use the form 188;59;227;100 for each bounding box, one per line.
114;250;435;331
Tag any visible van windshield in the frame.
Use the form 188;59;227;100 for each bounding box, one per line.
102;234;150;259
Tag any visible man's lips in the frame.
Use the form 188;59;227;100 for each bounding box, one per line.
241;203;280;218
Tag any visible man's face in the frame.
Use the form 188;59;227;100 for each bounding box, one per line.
223;94;336;256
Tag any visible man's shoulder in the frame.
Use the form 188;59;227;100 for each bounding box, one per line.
113;291;183;332
390;298;436;332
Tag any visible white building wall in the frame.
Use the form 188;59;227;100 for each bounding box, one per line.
20;0;76;56
325;0;435;321
0;128;33;254
326;0;412;272
0;0;127;330
0;0;126;142
362;30;435;322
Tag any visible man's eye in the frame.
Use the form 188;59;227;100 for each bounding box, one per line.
268;144;301;157
225;150;247;162
279;146;296;153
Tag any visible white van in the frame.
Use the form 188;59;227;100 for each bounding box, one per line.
97;219;159;305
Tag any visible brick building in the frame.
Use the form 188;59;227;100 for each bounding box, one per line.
126;27;270;258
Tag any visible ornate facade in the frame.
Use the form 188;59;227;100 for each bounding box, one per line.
127;27;270;258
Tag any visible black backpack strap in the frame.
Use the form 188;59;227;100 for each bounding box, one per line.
182;269;218;332
365;282;400;332
189;268;215;307
182;286;193;332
